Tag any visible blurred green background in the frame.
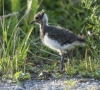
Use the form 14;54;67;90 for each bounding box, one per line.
0;0;100;79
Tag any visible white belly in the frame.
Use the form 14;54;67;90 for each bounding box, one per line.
43;35;79;53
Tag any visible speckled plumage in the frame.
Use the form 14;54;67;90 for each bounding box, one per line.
41;25;85;46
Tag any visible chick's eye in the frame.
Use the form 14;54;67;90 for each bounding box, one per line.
36;17;39;20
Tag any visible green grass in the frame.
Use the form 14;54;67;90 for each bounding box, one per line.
0;0;38;77
0;0;100;80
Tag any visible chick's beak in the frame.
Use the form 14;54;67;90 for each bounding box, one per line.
30;20;36;25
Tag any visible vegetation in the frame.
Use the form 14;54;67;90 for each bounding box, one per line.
0;0;100;81
14;71;30;81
